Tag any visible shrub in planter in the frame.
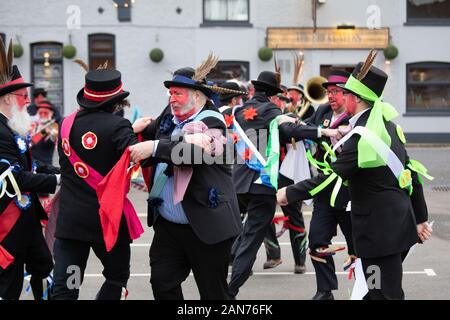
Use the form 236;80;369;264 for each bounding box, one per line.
149;48;164;63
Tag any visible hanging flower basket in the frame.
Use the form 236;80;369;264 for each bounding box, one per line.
383;44;399;61
13;43;23;58
258;47;273;62
62;45;77;59
149;48;164;63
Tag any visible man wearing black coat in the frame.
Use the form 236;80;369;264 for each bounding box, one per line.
52;68;139;300
300;71;355;300
278;59;432;300
130;65;242;300
0;44;59;300
228;71;327;298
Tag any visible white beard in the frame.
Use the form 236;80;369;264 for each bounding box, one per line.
8;102;32;137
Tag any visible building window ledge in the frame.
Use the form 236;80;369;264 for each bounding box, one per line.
200;21;253;28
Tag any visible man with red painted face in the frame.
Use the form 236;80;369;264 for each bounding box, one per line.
277;56;432;300
0;39;59;300
130;65;242;300
299;71;355;300
29;101;59;166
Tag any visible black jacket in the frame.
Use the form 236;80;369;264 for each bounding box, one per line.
305;104;352;209
141;102;242;245
56;110;138;244
286;110;427;258
232;92;320;196
0;114;57;254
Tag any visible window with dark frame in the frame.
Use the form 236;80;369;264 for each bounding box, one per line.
30;42;64;114
88;34;116;70
208;61;250;85
114;0;132;22
202;0;251;26
407;62;450;113
407;0;450;25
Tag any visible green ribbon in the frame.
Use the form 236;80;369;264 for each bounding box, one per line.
344;75;399;168
306;150;333;175
407;159;434;185
309;172;338;197
306;142;346;207
265;116;282;189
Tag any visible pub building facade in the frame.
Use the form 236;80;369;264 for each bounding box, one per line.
1;0;449;142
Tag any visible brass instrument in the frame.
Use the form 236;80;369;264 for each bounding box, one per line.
297;76;328;120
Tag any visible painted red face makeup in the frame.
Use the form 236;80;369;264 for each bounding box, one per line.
344;93;357;116
327;85;345;112
288;90;299;104
11;88;30;111
168;87;197;120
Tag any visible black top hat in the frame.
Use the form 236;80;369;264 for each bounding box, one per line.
33;88;47;98
77;69;129;109
36;100;55;111
337;63;387;98
219;81;247;102
251;71;283;96
322;70;350;88
0;65;33;97
164;67;213;96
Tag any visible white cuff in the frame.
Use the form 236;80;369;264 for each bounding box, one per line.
152;140;159;157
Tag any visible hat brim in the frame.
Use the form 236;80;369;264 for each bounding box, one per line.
164;81;212;96
0;83;33;97
336;83;361;98
287;86;304;94
251;80;283;95
76;88;130;109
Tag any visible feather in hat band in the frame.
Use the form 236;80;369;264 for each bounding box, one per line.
83;84;123;102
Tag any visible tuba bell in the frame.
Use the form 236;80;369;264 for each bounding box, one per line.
297;76;328;119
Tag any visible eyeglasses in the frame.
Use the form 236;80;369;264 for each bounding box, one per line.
10;93;29;100
326;89;345;95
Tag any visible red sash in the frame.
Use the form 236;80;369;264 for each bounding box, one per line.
0;202;21;269
61;112;143;252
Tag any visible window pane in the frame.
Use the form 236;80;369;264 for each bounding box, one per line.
204;0;227;20
91;39;114;54
204;0;248;21
408;0;450;20
409;66;450;82
227;0;248;21
407;85;450;110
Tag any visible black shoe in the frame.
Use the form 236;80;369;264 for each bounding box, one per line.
312;291;334;300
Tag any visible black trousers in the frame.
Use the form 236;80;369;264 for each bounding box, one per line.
361;251;408;300
150;217;233;300
308;201;354;292
0;227;53;300
264;175;306;265
228;193;276;298
51;238;130;300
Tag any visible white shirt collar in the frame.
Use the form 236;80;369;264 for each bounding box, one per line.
349;108;370;128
